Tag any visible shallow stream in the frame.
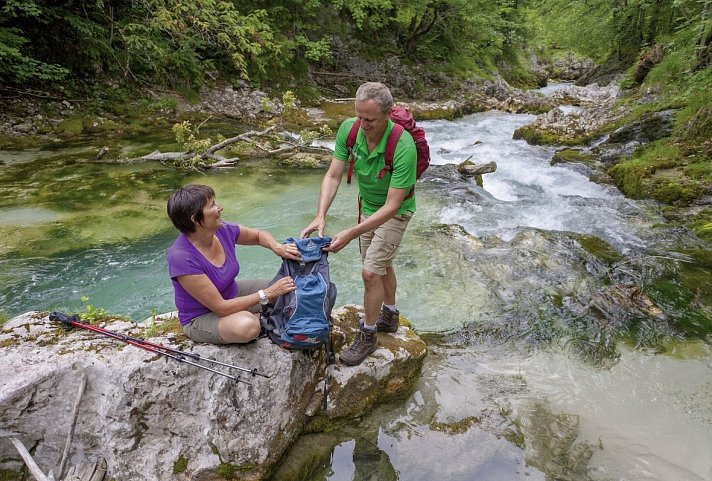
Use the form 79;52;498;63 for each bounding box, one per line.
1;90;711;480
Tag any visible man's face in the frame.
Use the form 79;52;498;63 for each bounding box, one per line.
355;99;390;144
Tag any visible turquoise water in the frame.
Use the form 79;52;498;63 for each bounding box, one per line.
2;106;711;480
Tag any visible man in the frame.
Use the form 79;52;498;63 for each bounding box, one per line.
300;82;417;366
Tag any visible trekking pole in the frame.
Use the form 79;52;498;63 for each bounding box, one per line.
74;318;269;378
49;312;262;382
52;311;269;377
52;312;248;384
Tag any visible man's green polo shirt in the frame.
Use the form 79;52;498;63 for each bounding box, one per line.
333;117;417;216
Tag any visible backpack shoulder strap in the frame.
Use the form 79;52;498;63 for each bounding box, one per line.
378;123;405;180
346;120;360;185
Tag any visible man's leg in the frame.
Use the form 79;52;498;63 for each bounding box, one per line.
376;266;400;333
362;269;384;328
340;214;411;366
382;266;397;306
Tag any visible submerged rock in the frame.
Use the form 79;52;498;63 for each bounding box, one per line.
0;308;427;481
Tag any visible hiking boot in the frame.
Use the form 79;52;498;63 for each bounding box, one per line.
339;328;377;366
376;306;400;333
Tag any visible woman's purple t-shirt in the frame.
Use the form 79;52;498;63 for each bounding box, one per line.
167;222;241;325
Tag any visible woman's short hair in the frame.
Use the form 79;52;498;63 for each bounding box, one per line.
355;82;393;113
167;184;215;233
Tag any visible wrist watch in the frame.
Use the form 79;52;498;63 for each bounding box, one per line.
258;289;269;305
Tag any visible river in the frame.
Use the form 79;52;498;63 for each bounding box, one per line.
1;93;711;480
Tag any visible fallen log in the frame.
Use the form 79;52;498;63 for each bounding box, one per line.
125;126;334;170
62;458;107;481
457;160;497;177
7;437;54;481
456;159;497;188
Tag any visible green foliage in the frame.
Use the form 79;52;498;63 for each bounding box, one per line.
79;296;109;323
295;35;333;62
0;0;282;87
216;463;237;479
331;0;394;31
527;0;710;65
608;142;680;198
140;311;184;339
0;311;9;326
0;0;547;89
0;27;69;82
171;120;214;169
691;209;712;243
608;139;707;205
524;0;613;61
173;455;188;474
118;2;279;86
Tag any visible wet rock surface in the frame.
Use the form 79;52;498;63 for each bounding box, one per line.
0;308;426;481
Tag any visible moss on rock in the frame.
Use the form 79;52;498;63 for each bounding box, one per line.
513;124;593;146
550;148;597;166
303;305;427;433
55;118;85;137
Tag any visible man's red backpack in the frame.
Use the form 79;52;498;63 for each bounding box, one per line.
345;105;430;199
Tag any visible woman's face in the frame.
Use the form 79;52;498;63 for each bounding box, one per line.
197;197;223;231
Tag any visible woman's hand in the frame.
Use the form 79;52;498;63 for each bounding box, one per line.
273;242;301;261
265;276;296;300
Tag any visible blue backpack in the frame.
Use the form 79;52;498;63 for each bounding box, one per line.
260;236;337;350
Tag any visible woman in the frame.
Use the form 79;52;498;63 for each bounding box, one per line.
166;184;299;344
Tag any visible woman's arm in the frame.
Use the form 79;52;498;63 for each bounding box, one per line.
177;273;295;317
236;226;301;260
177;274;259;317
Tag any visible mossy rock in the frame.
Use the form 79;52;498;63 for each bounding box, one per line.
414;106;460;121
81;117;131;135
574;234;624;264
55;118;85;136
607;151;706;205
691;209;712;243
551;148;597;166
649;178;704;205
513;125;592;146
678;106;712;143
304;305;427;433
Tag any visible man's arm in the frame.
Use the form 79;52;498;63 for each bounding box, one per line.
300;157;345;238
324;186;407;253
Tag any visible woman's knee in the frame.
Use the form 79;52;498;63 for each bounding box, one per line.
218;312;260;343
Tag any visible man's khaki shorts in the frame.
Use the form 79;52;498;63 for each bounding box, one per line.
359;213;413;276
182;278;268;344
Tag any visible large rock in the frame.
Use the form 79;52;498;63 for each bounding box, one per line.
0;307;426;481
513;81;630;146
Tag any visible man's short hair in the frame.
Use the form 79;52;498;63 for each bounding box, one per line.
355;82;393;113
167;184;215;233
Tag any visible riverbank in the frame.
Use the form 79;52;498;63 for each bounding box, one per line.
0;76;710;248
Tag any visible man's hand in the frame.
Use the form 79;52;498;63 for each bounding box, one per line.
300;218;325;239
323;229;355;253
